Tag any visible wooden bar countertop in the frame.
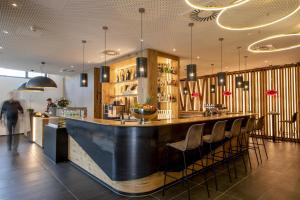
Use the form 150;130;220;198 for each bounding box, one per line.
66;113;253;127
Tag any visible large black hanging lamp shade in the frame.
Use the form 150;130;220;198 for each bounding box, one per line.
80;40;88;87
100;26;110;83
235;46;244;88
26;62;57;88
18;82;44;92
136;8;147;78
186;23;197;81
217;38;226;86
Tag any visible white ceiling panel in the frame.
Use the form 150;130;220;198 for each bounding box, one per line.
0;0;299;76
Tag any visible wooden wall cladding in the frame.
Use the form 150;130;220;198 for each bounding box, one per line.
180;63;300;142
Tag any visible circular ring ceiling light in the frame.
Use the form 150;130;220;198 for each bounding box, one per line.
248;33;300;53
184;0;250;11
216;0;300;31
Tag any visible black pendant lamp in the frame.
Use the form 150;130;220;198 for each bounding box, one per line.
217;38;226;86
243;56;249;91
80;40;88;87
183;87;189;95
210;64;216;93
235;46;244;88
100;26;110;83
136;8;147;78
18;82;44;92
187;23;197;81
26;62;57;88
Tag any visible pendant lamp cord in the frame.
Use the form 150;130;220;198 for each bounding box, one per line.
104;28;107;66
238;47;241;72
219;38;224;72
190;24;193;65
82;41;86;73
211;64;214;74
244;56;248;70
140;8;144;57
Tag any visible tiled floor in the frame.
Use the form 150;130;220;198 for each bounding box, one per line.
0;135;300;200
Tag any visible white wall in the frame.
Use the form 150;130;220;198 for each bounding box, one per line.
64;69;94;118
0;74;64;135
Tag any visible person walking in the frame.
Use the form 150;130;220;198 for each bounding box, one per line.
0;91;24;152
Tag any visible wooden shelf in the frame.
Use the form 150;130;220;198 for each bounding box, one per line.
110;94;138;98
112;79;137;84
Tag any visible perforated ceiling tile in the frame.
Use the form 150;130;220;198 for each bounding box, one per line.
217;0;300;30
0;0;299;75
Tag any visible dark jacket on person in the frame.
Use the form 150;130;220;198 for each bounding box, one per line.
0;100;24;121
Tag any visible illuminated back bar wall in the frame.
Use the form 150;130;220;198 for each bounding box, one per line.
180;62;300;142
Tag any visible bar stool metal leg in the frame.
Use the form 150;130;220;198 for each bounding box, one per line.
182;151;191;200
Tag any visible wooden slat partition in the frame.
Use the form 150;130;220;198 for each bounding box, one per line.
180;63;300;142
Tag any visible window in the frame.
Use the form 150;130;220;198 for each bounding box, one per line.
0;67;26;78
28;71;45;78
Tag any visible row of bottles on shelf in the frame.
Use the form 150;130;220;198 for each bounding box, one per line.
157;92;177;103
158;63;177;74
116;68;136;82
157;110;173;120
158;78;177;87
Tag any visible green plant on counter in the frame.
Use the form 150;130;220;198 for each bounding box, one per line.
27;108;34;113
56;97;70;108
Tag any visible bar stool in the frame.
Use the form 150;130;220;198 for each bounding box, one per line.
280;112;298;141
163;124;209;199
240;117;259;168
253;116;268;162
225;118;247;177
203;120;232;191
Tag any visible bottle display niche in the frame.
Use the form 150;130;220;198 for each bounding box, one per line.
101;57;138;119
157;56;179;119
95;49;180;120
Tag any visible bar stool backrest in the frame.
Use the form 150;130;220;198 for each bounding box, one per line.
210;120;227;143
256;116;265;130
231;118;243;137
245;117;256;133
291;112;298;123
184;124;205;150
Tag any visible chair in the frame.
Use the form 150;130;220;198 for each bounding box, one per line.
203;120;232;191
225;118;247;178
240;117;260;168
163;124;209;199
253;116;268;162
280;112;298;141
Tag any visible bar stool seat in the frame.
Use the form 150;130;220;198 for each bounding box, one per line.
167;141;186;151
203;135;213;143
225;131;232;138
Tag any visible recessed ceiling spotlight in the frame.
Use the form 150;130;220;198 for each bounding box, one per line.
117;49;121;51
3;30;8;34
196;56;200;59
11;3;17;7
172;48;176;52
0;46;3;49
70;65;75;68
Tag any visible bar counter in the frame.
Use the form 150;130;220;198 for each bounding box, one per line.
66;113;251;195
